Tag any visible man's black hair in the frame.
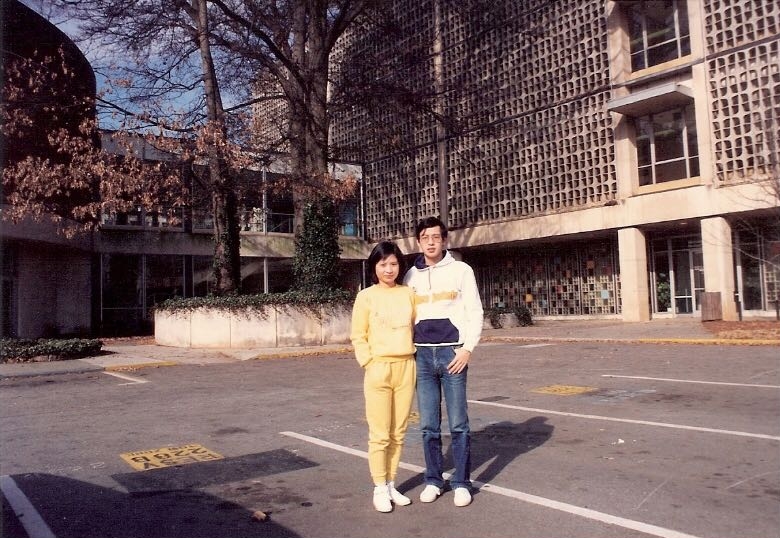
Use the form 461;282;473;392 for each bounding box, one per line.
415;216;448;240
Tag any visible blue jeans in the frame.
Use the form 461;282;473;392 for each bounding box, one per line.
415;345;471;490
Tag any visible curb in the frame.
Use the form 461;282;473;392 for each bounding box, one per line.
250;346;354;361
2;338;778;379
481;336;780;346
104;361;179;371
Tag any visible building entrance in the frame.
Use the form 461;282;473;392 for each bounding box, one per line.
650;236;704;316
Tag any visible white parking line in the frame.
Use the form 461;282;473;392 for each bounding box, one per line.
601;374;780;389
102;371;148;385
280;431;703;538
1;475;56;538
469;400;780;441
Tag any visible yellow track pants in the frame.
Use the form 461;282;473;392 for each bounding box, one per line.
363;359;416;485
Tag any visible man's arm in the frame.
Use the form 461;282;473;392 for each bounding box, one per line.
448;264;483;374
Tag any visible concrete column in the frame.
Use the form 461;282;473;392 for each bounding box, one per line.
701;217;738;320
618;227;650;322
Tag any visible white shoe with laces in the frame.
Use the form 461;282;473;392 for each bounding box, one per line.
388;482;411;506
419;484;442;503
373;485;392;513
453;487;472;507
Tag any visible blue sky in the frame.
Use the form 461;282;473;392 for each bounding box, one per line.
20;0;208;132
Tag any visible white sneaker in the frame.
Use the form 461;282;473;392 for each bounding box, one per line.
388;482;411;506
373;485;392;513
453;487;472;507
419;484;441;503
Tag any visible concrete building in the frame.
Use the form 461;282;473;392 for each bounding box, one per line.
1;0;365;338
1;0;97;338
331;0;780;321
3;0;778;338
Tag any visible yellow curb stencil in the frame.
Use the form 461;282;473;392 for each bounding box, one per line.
120;444;223;471
532;384;598;396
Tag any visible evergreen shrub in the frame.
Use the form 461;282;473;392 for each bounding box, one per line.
154;289;354;319
484;305;534;329
1;338;103;363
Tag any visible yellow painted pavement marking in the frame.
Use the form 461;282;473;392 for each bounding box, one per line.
120;444;223;471
532;384;598;395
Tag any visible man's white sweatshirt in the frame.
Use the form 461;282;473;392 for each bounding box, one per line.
403;250;483;352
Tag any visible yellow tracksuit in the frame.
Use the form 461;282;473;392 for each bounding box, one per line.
351;284;416;485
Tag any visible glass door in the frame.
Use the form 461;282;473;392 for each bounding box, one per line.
650;236;704;316
672;250;693;313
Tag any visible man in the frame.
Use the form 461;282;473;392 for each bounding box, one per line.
403;216;483;507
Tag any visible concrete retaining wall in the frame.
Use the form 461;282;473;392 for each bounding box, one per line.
155;305;352;348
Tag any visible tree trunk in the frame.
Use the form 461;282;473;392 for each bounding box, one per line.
287;2;341;292
194;0;240;294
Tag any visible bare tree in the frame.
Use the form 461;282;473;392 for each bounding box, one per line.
1;43;186;237
32;0;368;293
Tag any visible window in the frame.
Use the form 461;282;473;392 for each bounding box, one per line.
101;206;183;229
635;105;699;186
338;198;361;237
626;0;690;71
101;253;184;335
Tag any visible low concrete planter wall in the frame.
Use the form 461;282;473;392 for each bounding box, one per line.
155;305;351;348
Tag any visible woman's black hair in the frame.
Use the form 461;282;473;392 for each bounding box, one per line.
367;241;407;285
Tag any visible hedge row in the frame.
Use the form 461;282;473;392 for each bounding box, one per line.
154;289;354;315
0;338;104;363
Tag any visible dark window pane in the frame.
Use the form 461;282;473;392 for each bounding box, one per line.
339;199;360;236
267;258;294;293
645;1;676;46
686;106;699;156
146;255;184;307
636;118;653;165
678;2;690;36
240;257;266;294
647;41;679;66
102;254;142;308
739;240;763;310
680;36;691;56
631;51;646;71
628;10;645;55
637;136;652;165
653;111;685;160
193;256;215;296
689;156;700;177
655;159;688;183
638;166;653;186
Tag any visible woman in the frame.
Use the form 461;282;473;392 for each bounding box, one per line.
350;241;416;513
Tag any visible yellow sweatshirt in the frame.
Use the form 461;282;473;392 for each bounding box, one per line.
351;284;416;367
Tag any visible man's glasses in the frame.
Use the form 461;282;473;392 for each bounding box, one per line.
420;234;443;243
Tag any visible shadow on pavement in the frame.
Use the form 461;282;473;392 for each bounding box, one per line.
397;416;553;495
4;472;303;538
470;417;553;485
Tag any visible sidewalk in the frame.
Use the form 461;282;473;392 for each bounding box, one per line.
1;319;777;379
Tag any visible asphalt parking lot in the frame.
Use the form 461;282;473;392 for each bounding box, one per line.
2;340;779;538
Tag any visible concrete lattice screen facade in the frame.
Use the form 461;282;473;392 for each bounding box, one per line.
330;0;780;321
704;1;780;313
707;3;779;186
333;0;618;241
473;240;621;317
